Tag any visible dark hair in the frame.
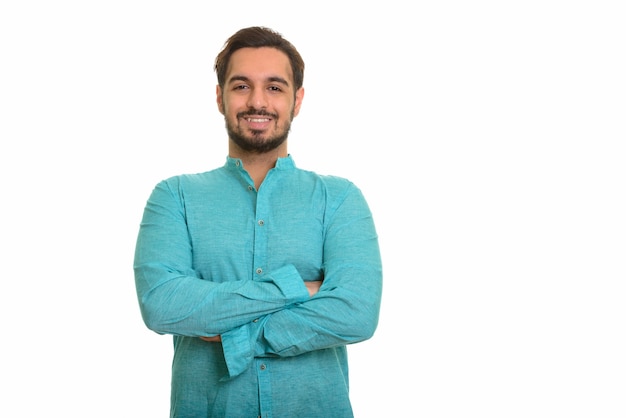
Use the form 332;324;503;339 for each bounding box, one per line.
214;26;305;91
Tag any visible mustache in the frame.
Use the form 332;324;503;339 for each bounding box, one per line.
237;109;278;119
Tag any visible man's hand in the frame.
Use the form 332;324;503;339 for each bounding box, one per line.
200;335;222;342
305;280;323;297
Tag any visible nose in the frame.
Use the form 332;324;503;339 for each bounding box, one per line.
247;87;268;110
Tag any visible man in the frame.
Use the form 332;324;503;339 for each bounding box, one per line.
134;26;383;417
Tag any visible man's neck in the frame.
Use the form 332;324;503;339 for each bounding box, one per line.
230;146;287;190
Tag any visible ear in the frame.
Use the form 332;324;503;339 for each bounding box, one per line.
216;85;224;114
293;87;305;117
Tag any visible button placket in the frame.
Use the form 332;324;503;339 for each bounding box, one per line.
252;186;268;281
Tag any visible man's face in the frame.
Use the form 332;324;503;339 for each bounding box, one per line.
217;47;304;154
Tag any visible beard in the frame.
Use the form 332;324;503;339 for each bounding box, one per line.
226;108;294;154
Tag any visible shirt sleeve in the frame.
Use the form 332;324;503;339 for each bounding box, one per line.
220;180;383;377
133;179;310;337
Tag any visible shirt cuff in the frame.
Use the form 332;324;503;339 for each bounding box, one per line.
220;324;252;379
220;265;307;379
263;264;309;302
220;318;266;379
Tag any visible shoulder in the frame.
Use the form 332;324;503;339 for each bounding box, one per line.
158;166;228;189
318;173;358;194
145;168;230;206
303;168;359;192
294;168;366;206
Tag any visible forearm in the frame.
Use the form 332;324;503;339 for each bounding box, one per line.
221;237;381;378
257;261;382;356
218;259;381;378
135;263;309;336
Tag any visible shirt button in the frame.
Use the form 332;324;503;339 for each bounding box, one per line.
248;185;253;191
258;219;264;226
260;364;266;370
256;268;263;274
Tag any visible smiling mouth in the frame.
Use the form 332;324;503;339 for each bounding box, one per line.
245;117;271;123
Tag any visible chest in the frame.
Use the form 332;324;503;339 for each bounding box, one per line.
183;187;326;282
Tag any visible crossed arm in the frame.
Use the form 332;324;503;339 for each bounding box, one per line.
199;280;323;342
135;176;382;376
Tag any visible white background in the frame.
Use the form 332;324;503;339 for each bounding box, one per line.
1;1;625;417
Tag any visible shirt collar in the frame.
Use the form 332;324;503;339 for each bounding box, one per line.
225;154;296;171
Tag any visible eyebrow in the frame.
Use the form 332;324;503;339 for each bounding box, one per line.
228;75;290;87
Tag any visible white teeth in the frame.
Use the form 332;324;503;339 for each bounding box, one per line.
247;118;269;122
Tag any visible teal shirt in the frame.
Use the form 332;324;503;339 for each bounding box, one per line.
134;155;383;418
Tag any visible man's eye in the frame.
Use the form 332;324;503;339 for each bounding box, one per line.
268;86;282;92
234;85;249;90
